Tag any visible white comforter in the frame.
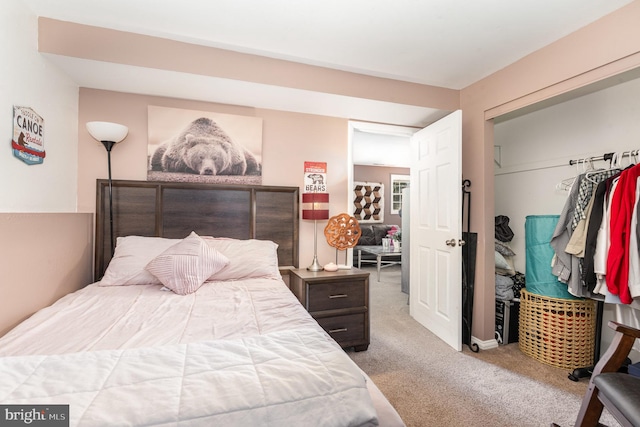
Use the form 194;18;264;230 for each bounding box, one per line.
1;328;378;427
0;279;318;356
0;279;384;427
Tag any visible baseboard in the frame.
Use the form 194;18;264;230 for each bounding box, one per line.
471;336;499;350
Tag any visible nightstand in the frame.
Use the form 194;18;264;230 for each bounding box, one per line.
290;268;369;351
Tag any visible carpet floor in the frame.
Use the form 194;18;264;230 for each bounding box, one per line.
346;265;619;427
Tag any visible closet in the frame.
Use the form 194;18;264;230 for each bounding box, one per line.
493;69;640;361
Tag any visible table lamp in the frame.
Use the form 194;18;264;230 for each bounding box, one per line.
302;193;329;271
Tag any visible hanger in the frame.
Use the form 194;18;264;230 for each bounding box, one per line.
556;159;582;191
612;152;626;169
620;150;640;167
585;157;607;184
556;178;576;191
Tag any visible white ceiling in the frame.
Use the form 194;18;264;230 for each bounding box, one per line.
22;0;633;88
352;130;411;167
20;0;634;128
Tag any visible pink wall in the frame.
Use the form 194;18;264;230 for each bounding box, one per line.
78;89;349;271
56;16;457;279
354;165;409;226
461;1;640;341
0;213;93;337
0;1;79;212
39;18;459;113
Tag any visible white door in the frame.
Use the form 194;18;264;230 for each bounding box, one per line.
409;110;462;351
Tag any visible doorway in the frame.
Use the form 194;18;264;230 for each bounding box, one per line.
349;113;464;351
348;121;414;285
349;123;415;219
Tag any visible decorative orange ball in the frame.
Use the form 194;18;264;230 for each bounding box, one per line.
324;213;361;251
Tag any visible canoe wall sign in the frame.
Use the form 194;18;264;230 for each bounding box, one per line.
12;106;45;165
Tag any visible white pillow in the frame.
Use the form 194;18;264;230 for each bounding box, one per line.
495;251;510;270
145;232;230;295
202;237;281;281
99;235;181;286
495;239;516;257
495;251;516;276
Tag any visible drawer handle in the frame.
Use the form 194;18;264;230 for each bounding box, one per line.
329;328;348;333
329;294;348;299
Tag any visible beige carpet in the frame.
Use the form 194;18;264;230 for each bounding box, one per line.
347;265;619;427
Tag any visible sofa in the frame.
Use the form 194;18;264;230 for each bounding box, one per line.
353;224;401;264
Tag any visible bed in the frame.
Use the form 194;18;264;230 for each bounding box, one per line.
0;179;404;427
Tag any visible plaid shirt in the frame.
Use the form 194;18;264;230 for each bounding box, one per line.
570;169;620;231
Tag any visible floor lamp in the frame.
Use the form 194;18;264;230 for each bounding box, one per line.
302;193;329;271
86;121;129;257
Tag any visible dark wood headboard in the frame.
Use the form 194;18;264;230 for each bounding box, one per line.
95;179;299;281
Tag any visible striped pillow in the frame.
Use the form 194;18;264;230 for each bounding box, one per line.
145;231;229;295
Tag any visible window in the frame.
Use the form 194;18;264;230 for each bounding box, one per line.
390;174;410;215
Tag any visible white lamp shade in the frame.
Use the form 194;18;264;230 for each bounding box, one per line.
86;121;129;143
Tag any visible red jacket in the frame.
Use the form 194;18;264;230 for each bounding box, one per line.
607;163;640;303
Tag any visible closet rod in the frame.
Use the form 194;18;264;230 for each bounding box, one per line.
568;150;639;166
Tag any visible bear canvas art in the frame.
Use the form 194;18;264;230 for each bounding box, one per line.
147;106;263;184
150;117;261;176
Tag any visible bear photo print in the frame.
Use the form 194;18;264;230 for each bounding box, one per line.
147;105;262;184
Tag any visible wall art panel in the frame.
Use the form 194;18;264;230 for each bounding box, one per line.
353;181;384;223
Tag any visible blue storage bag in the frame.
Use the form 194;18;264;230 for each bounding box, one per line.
525;215;577;300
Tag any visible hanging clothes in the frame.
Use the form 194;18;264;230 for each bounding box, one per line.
627;176;640;302
607;163;640;303
551;152;640;305
584;177;613;286
565;169;621;294
593;176;621;296
550;174;586;296
570;169;620;232
549;152;640;362
565;192;596;257
583;174;619;291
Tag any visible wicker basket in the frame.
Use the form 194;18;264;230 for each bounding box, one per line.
518;289;596;369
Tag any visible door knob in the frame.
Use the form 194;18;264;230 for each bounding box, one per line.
445;239;456;247
459;239;466;246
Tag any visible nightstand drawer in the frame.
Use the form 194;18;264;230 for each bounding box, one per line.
316;313;365;344
307;281;365;312
289;268;369;352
